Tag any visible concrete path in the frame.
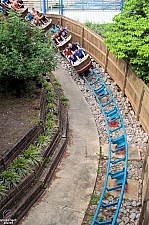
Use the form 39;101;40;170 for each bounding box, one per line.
19;65;100;225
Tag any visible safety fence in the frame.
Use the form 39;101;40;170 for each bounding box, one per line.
45;13;149;225
23;0;123;11
21;0;120;23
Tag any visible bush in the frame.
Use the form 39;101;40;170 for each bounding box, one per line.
0;170;21;189
104;0;149;84
0;11;58;94
10;156;31;178
84;22;110;38
23;145;42;164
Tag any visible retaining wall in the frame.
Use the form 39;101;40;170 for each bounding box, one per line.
0;78;68;225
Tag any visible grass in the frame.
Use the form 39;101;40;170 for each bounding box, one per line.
44;156;52;168
98;215;104;222
98;147;104;159
104;191;111;199
90;193;100;205
0;182;7;200
96;168;101;174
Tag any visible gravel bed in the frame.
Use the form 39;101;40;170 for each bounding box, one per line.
59;56;148;225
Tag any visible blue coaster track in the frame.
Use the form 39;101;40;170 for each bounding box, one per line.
83;69;128;225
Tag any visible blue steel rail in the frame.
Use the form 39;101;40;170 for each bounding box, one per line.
83;69;128;225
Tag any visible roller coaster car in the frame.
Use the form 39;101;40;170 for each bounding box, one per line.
0;3;10;14
20;7;28;18
56;35;92;75
73;54;92;75
56;35;72;52
42;21;52;32
0;3;28;18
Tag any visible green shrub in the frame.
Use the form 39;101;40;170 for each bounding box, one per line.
104;0;149;84
43;81;49;88
10;156;31;178
61;95;68;102
35;135;49;148
46;113;56;121
84;21;110;38
47;91;55;97
0;11;58;94
0;182;7;200
45;119;57;130
23;144;42;165
61;95;68;106
47;96;56;104
45;85;52;92
0;170;21;189
47;103;56;112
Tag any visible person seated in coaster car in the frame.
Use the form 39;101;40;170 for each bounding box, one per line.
50;23;59;34
74;48;85;61
31;7;38;19
31;9;42;27
60;30;67;39
68;42;79;53
59;26;67;37
53;31;63;45
65;47;71;58
68;54;77;65
25;11;33;21
37;12;51;25
11;0;23;11
17;0;24;8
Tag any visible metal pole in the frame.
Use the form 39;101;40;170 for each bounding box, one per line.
59;0;60;14
61;0;63;15
120;0;124;12
43;0;46;13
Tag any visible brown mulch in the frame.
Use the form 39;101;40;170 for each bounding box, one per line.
0;87;41;156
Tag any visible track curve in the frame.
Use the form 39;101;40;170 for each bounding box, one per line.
83;69;128;225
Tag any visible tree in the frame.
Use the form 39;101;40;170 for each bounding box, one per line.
0;11;58;94
104;0;149;84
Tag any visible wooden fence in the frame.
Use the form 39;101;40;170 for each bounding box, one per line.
46;13;149;224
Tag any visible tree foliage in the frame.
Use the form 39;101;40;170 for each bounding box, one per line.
0;11;58;93
104;0;149;84
84;21;110;38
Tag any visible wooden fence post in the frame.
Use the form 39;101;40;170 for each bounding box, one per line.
139;140;149;225
138;185;149;225
122;62;128;97
136;85;144;120
142;140;149;180
104;47;109;73
81;26;84;48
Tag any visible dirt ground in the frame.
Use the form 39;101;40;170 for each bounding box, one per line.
0;88;41;156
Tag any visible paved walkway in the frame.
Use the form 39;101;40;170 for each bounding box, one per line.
19;65;100;225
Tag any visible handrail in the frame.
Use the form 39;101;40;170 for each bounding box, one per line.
84;69;128;225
